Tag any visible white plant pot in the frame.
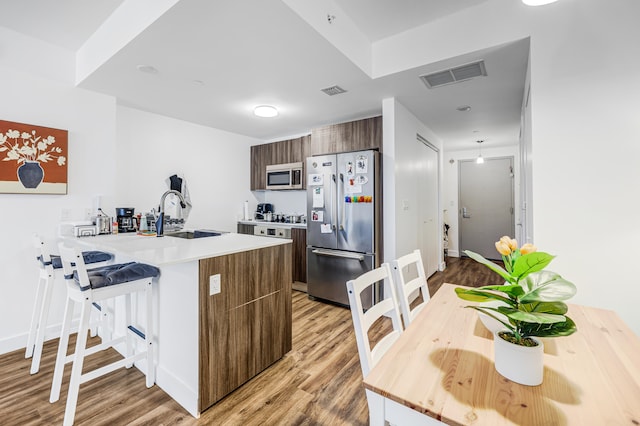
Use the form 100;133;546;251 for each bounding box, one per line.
493;331;544;386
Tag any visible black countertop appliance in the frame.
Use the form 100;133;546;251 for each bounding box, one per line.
116;207;137;233
255;203;273;220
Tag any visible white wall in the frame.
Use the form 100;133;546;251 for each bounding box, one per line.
382;98;444;268
527;1;640;335
0;29;264;354
254;190;307;217
442;146;520;257
0;31;118;353
373;0;640;335
115;106;260;232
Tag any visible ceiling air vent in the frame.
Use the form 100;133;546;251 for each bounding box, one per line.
321;85;347;96
419;60;487;89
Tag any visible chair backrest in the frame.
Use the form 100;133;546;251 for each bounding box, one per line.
33;234;52;269
57;242;91;288
346;263;404;377
392;249;430;328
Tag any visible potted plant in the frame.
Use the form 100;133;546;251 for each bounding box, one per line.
455;236;577;385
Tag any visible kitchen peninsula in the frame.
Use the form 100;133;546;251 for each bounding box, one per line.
69;231;292;417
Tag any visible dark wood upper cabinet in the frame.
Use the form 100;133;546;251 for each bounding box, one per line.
250;135;310;190
310;116;382;156
250;116;381;190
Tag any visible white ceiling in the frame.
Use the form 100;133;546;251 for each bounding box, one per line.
0;0;528;151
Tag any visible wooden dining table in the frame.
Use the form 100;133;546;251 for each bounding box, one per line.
363;283;640;425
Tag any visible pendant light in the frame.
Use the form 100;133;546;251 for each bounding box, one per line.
476;140;485;164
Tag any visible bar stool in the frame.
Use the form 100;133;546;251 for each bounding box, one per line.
50;242;160;426
26;235;113;374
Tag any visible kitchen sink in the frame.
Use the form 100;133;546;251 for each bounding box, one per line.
166;229;227;239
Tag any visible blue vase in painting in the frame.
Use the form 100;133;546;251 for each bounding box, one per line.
17;161;44;188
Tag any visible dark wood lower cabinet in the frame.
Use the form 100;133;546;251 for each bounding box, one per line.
291;228;306;283
198;243;292;411
236;223;255;235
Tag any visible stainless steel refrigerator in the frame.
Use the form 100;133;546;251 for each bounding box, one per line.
306;150;380;308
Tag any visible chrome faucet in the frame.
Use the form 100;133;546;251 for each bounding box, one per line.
156;189;186;237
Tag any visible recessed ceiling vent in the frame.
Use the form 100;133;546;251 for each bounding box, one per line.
419;60;487;89
321;85;347;96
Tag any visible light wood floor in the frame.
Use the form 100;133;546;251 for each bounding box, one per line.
0;256;501;425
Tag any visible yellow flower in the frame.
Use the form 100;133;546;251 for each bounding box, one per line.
520;243;537;255
499;236;518;252
495;240;512;256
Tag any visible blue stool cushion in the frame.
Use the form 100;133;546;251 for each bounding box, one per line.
40;251;113;269
73;262;160;291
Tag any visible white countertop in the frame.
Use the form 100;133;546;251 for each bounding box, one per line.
68;232;291;267
238;219;306;229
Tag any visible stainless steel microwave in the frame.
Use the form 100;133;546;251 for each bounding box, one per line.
266;162;303;190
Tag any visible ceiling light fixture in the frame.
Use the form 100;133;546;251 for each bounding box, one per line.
522;0;559;6
476;140;485;164
136;65;158;74
253;105;279;118
456;105;471;112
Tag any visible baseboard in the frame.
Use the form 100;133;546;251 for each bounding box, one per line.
0;320;80;356
447;250;460;258
0;334;28;356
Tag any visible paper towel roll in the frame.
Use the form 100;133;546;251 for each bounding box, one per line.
243;201;249;220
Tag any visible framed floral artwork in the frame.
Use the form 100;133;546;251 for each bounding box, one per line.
0;120;68;194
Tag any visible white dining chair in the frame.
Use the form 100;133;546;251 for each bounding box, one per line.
346;263;404;425
392;249;430;328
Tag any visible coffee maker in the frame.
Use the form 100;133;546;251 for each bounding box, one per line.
116;207;137;233
255;203;273;221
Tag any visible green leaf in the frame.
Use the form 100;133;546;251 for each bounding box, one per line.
466;306;516;333
520;271;577;303
499;306;566;324
520;316;577;337
463;250;513;283
478;284;524;298
520;301;568;315
512;252;555;281
454;288;513;305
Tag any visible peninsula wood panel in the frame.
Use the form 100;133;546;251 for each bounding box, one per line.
310;116;382;156
198;243;292;411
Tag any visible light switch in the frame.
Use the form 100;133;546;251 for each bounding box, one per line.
402;199;410;210
210;274;221;295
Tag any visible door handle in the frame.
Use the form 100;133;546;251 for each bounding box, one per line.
462;207;471;218
339;173;345;230
312;248;364;261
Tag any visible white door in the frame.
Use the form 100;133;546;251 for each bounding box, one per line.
417;138;439;277
459;157;514;260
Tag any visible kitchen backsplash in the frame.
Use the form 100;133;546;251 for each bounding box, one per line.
252;190;306;216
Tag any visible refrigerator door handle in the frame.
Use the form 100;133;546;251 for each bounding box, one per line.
339;173;345;230
311;248;364;262
331;173;337;232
